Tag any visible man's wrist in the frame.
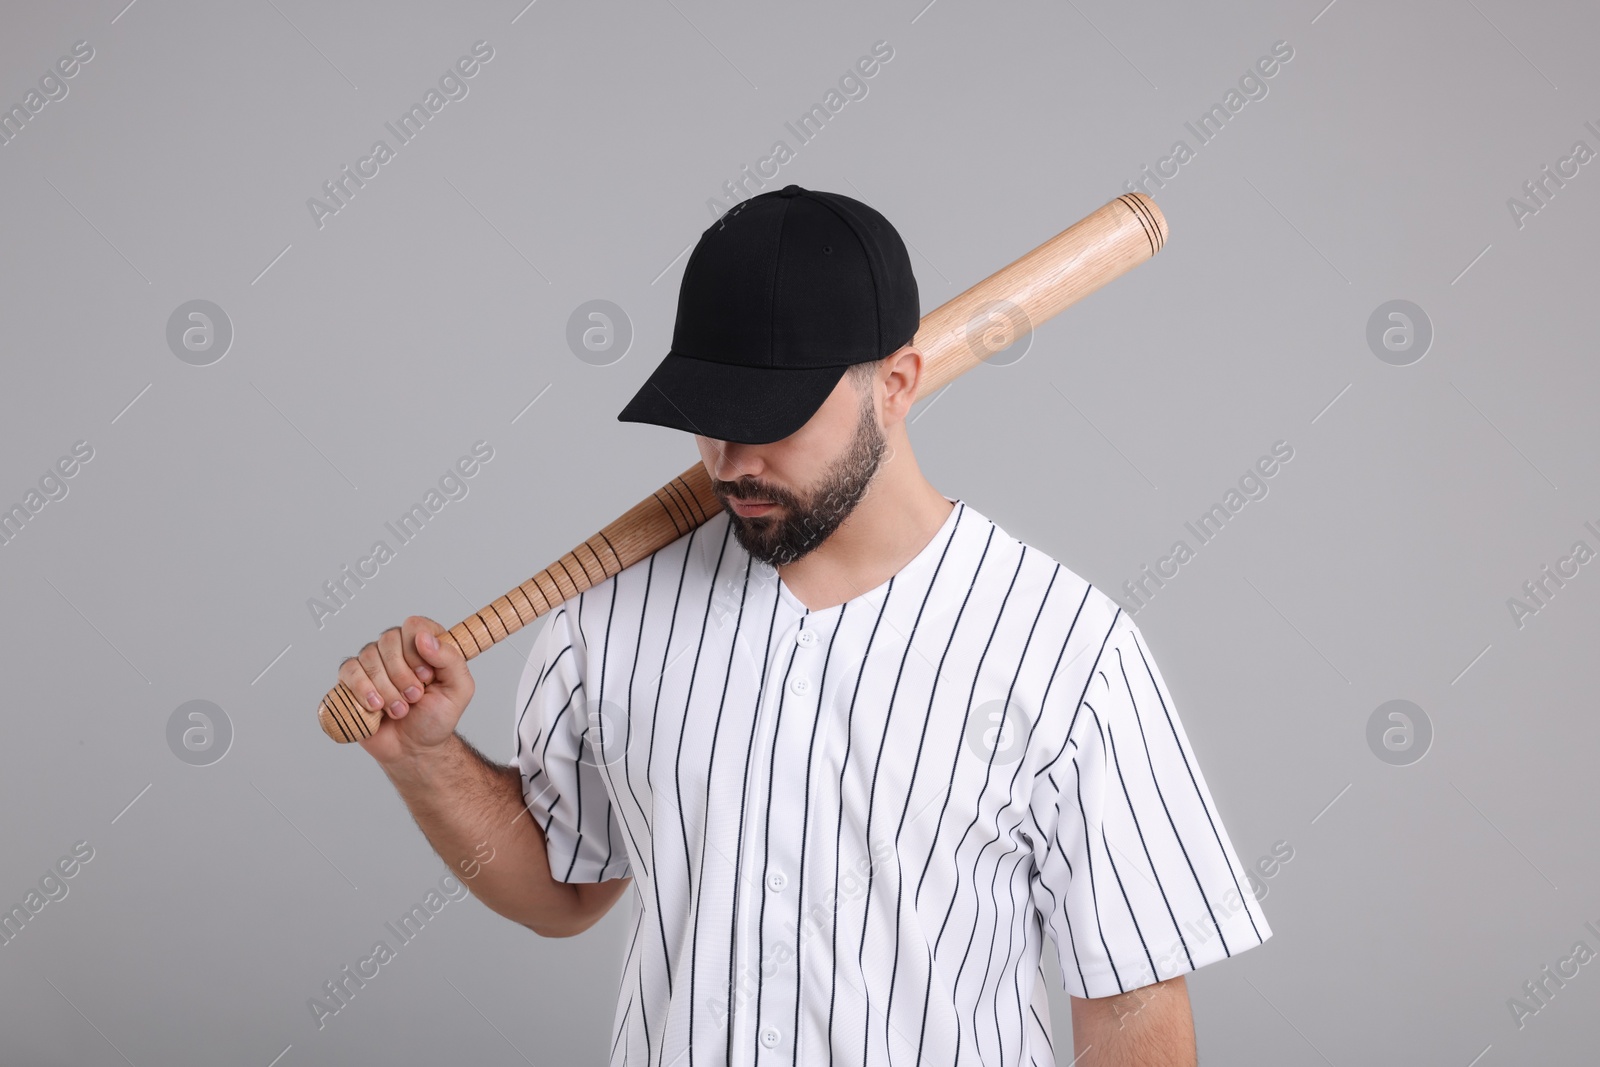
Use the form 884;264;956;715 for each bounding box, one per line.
378;732;464;789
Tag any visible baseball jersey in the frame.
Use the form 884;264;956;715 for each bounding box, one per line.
513;495;1271;1066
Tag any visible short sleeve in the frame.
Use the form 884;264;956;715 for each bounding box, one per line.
512;601;633;883
1028;607;1270;998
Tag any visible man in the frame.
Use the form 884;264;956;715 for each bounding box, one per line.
339;185;1271;1065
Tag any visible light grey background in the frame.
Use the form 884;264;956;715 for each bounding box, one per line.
2;0;1596;1063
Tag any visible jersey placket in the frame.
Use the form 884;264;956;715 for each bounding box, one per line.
737;604;834;1063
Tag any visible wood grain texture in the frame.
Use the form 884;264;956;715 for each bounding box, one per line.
319;192;1169;742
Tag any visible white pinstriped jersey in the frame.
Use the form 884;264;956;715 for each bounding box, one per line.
513;496;1271;1066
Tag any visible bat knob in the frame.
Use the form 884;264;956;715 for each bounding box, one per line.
319;681;381;743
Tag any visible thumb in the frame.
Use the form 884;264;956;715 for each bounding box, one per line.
415;626;468;693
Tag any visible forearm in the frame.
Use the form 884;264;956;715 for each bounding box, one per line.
1070;976;1196;1066
379;731;579;937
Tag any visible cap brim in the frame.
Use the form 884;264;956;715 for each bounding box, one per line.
616;351;851;445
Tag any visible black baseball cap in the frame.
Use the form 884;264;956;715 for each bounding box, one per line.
616;184;920;445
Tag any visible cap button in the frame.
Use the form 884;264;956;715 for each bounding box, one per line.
778;184;803;198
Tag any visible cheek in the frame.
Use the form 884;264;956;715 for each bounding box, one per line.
695;437;719;468
797;399;860;451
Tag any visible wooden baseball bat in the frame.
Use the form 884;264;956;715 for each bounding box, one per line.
319;192;1168;743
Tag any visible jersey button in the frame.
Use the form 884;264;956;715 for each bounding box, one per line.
790;675;811;695
795;628;817;648
767;871;787;891
761;1027;781;1047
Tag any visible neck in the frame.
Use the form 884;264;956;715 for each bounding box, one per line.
776;427;952;613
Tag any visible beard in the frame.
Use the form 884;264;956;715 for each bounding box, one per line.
716;386;888;568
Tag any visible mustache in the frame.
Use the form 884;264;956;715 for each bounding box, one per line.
717;482;788;504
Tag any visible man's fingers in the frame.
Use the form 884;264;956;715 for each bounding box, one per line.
401;616;445;684
336;618;471;732
378;627;427;707
358;642;406;717
337;656;385;712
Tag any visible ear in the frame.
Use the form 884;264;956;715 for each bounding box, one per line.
881;346;923;420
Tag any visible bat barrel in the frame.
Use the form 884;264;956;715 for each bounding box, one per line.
914;193;1166;396
319;192;1167;743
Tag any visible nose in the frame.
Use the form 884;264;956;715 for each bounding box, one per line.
705;439;762;484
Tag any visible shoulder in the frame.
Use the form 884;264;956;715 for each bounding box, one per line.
953;498;1126;640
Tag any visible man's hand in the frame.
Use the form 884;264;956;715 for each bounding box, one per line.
1069;975;1195;1066
337;615;475;767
